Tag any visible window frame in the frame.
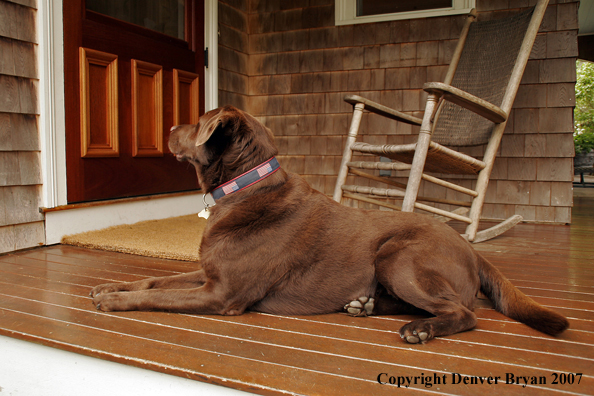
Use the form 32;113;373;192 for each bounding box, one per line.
335;0;475;26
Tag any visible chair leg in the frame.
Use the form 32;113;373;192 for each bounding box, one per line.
465;122;520;243
443;175;522;242
464;175;488;241
333;103;365;203
464;182;523;243
402;95;439;212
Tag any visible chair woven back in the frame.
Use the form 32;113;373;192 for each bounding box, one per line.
432;8;534;147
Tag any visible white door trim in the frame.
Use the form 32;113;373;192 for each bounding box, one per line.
38;0;67;209
204;0;219;112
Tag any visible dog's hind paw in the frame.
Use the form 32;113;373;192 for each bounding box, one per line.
401;331;430;344
344;297;375;317
399;320;433;344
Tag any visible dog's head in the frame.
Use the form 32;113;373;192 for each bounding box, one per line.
168;105;278;193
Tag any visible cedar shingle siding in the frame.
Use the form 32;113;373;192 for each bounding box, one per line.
219;0;577;224
0;0;44;253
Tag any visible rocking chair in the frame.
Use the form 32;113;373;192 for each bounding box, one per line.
333;0;549;243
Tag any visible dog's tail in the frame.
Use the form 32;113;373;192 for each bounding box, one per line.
477;254;569;336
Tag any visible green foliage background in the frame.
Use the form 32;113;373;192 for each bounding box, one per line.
575;60;594;155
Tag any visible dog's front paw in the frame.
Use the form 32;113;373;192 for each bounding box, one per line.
89;282;126;299
344;297;375;317
93;292;134;312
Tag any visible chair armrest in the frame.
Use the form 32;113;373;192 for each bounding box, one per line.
344;95;422;126
423;82;507;124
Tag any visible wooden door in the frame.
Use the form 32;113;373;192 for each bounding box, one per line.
63;0;205;203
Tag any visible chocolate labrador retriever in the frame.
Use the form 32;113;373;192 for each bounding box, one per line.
91;105;568;343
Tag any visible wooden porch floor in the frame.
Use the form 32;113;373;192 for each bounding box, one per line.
1;194;593;395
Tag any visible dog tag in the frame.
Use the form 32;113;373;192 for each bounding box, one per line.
198;194;213;219
198;208;210;219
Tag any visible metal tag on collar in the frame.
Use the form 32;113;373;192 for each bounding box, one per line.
198;194;212;219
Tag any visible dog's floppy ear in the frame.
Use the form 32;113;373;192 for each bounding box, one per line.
195;108;236;147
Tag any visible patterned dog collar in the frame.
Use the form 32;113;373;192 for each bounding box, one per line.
211;157;280;201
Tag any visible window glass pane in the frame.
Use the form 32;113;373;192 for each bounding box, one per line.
357;0;452;17
86;0;185;40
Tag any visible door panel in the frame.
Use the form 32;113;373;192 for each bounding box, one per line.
79;48;119;158
63;1;204;203
173;69;200;124
131;59;163;157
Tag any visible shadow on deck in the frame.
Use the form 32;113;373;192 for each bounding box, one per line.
0;191;593;395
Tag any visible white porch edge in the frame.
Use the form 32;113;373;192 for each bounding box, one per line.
0;336;247;396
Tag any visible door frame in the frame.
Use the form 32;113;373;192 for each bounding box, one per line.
38;0;218;242
39;0;218;209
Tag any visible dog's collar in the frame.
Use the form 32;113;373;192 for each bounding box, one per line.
211;157;280;201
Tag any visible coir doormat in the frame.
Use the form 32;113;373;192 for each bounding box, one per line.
61;214;206;261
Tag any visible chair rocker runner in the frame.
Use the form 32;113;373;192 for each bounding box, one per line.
333;0;549;243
